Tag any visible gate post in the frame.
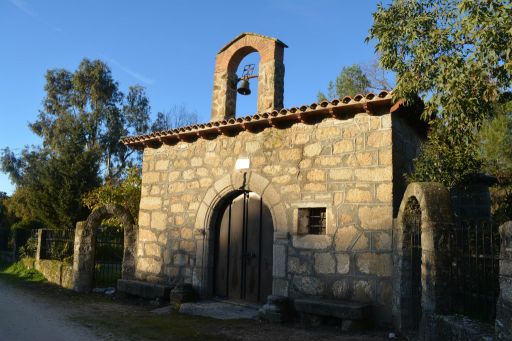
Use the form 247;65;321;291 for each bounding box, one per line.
72;221;95;293
496;221;512;340
122;223;137;280
35;229;43;261
393;182;454;336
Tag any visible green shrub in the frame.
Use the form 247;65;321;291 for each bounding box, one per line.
18;234;37;259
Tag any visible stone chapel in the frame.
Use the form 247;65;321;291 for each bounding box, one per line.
121;32;426;325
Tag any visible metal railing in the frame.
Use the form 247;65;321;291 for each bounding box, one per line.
40;229;75;262
446;220;501;322
93;227;123;288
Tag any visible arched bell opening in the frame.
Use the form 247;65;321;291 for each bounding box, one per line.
212;191;273;304
210;33;286;122
234;53;260;117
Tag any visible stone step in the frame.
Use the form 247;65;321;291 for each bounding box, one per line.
117;279;171;300
294;298;372;320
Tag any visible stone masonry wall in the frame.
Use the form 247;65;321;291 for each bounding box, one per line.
391;115;423;216
496;221;512;340
136;111;404;324
22;257;74;289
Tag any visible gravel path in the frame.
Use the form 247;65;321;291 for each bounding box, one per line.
0;282;101;341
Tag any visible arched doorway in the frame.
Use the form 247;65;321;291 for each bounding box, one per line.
402;197;422;330
214;191;273;304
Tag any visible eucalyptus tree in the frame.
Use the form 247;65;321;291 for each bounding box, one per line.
30;59;152;180
1;59;153;229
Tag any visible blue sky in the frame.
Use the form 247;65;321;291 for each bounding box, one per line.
0;0;385;195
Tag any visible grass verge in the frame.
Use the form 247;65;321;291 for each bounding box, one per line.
0;261;46;282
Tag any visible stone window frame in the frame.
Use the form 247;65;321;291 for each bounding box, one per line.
297;207;327;235
291;202;334;250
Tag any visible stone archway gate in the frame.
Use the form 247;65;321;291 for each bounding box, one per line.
393;182;454;333
72;204;137;293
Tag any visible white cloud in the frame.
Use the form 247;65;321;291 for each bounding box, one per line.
101;55;155;85
8;0;63;33
8;0;37;17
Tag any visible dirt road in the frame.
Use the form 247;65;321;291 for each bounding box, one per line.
0;282;101;341
0;274;395;341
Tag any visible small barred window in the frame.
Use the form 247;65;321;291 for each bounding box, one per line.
298;207;326;235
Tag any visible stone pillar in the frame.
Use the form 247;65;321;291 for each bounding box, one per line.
211;72;238;121
210;33;287;121
272;232;289;297
72;221;95;293
257;58;285;114
496;221;512;340
122;223;137;281
35;228;43;261
192;228;209;297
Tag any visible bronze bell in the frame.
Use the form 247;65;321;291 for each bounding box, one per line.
237;79;251;95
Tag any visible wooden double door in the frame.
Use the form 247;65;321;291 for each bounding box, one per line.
214;192;273;304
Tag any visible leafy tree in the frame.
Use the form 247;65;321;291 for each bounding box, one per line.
405;122;482;187
82;166;142;225
361;59;395;92
1;139;100;230
317;64;371;101
479;102;512;183
368;0;512;187
478;101;512;223
29;59;152;181
150;104;198;131
317;62;394;102
121;85;152;165
0;192;17;230
124;85;151;136
1;59;153;229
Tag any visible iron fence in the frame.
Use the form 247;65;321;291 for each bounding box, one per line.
446;220;500;322
40;229;75;262
93;227;123;288
403;198;423;330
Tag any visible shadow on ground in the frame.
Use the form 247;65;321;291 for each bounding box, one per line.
0;262;397;341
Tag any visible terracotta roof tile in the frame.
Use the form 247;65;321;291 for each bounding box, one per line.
121;91;394;149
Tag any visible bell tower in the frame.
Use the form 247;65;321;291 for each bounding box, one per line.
210;33;287;122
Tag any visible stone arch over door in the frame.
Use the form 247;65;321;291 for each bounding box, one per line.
193;172;288;298
393;182;454;333
72;204;137;293
210;32;287;121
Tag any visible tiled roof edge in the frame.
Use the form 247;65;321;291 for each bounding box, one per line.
122;91;393;149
